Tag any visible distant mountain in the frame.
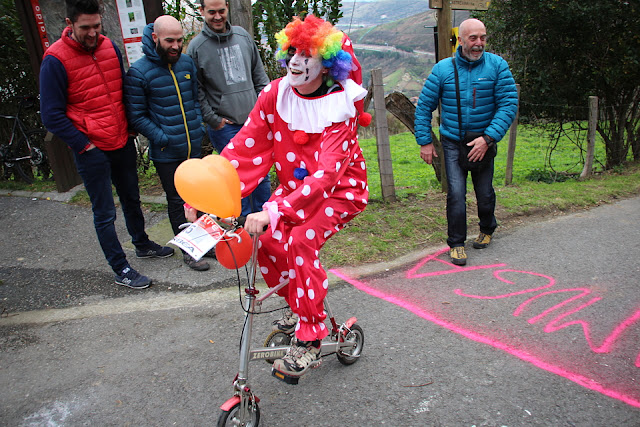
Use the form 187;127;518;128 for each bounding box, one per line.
337;0;433;32
349;10;436;52
338;2;470;99
347;10;438;100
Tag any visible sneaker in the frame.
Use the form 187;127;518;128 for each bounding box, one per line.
473;232;492;249
450;246;467;266
272;340;321;379
272;309;298;334
136;242;175;259
183;253;210;271
115;266;151;289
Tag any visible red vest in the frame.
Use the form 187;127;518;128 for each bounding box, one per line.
44;28;128;151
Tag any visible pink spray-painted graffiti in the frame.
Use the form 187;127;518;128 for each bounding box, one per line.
331;247;640;408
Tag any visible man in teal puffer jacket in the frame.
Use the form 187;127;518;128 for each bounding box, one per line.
415;18;518;266
124;15;210;271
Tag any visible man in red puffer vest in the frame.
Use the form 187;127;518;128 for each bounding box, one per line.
40;0;174;289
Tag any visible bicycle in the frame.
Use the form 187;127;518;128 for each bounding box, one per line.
209;217;365;427
133;134;151;173
0;95;51;184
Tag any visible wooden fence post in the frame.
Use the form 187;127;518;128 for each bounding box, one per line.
371;68;396;202
504;84;520;186
580;96;598;180
383;91;445;186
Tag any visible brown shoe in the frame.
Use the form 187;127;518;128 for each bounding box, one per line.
183;253;210;271
202;248;217;259
449;246;467;266
472;232;492;249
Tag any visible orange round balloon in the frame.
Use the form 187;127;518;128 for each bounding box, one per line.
216;228;253;269
174;155;241;218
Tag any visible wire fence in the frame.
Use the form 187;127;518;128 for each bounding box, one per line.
517;100;636;176
367;95;637;188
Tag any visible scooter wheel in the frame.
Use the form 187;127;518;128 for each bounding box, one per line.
336;323;364;365
217;401;260;427
263;330;293;363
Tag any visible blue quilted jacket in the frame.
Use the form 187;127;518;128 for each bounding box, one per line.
124;23;204;162
414;46;518;146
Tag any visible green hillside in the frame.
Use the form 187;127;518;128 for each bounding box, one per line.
350;10;436;52
338;0;433;29
350;10;438;99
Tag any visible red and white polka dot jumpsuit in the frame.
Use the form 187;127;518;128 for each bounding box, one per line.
222;76;369;341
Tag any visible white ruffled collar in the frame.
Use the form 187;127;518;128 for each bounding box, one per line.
276;77;367;133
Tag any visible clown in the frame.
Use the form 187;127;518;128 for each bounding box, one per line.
222;15;369;380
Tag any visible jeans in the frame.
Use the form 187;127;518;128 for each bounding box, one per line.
73;137;151;274
154;161;187;236
441;135;497;248
208;123;271;216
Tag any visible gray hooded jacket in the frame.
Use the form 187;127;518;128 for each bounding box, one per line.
186;23;270;128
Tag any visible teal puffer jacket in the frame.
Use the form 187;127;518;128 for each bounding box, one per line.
124;23;204;162
414;46;518;146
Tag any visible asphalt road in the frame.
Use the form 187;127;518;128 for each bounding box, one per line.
1;194;639;426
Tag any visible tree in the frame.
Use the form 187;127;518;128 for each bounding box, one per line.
252;0;343;79
165;0;343;79
480;0;640;168
163;0;203;41
0;0;39;146
0;0;37;105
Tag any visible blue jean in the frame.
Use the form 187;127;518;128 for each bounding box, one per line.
441;135;497;248
73;137;151;274
208;123;271;216
154;160;187;236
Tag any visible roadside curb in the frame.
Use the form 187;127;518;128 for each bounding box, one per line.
0;184;169;206
0;185;439;285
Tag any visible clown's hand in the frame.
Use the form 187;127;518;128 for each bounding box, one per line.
183;203;198;223
244;210;270;235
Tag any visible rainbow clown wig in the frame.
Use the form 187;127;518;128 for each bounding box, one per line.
275;15;352;82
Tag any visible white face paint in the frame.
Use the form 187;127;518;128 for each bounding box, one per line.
287;49;325;95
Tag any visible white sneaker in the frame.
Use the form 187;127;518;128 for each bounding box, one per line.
272;308;298;334
272;340;321;378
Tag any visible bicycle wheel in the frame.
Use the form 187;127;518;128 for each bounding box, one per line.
217;401;260;427
263;330;293;363
5;135;33;184
336;323;364;365
134;135;150;172
23;129;51;180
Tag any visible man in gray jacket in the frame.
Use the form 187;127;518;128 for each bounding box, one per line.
187;0;271;216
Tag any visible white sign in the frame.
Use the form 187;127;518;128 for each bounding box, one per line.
114;0;147;66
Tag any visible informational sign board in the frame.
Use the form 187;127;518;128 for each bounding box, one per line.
429;0;490;10
114;0;147;66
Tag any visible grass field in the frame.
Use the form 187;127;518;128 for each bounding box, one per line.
359;124;610;201
321;125;638;266
1;125;638;267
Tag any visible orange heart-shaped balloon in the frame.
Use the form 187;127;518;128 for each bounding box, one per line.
216;228;253;269
202;154;242;215
174;155;241;218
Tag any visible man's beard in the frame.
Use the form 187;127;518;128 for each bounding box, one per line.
463;46;484;62
156;43;181;64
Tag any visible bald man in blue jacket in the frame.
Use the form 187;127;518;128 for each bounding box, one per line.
415;18;518;266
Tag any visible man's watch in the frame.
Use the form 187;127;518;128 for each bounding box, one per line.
482;135;495;147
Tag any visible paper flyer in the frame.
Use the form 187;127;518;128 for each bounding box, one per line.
169;215;227;261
